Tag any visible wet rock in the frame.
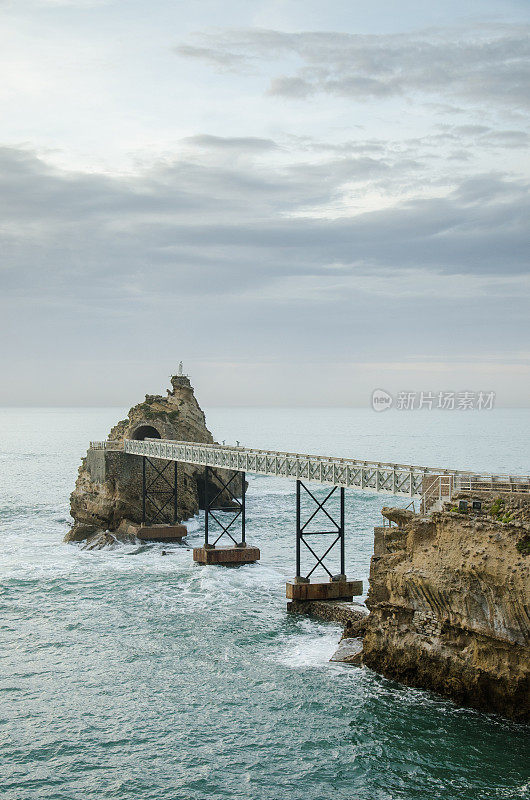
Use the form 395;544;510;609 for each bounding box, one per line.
330;638;363;665
81;532;118;550
64;523;100;543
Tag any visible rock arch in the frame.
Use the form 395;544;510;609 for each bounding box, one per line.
131;424;162;441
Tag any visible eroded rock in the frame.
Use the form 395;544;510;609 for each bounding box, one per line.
381;506;415;527
66;372;239;545
364;494;530;721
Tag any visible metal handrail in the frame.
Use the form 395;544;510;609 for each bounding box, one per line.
90;440;124;450
117;439;529;498
91;438;528;480
420;475;454;513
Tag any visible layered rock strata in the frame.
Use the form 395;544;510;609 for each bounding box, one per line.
66;374;240;545
363;492;530;721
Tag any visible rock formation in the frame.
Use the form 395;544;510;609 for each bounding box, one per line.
66;373;239;545
363;492;530;721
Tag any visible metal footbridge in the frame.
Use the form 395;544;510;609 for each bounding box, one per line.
92;437;530;499
90;437;529;585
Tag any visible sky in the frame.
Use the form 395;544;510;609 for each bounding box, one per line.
1;0;529;407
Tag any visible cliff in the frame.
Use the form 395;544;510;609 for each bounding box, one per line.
66;373;238;544
363;493;530;721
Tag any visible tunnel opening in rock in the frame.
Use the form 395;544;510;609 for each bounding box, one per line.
132;425;161;441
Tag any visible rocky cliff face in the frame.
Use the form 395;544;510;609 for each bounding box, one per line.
106;374;212;445
66;374;238;544
363;493;530;721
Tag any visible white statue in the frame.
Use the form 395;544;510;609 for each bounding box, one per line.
178;361;183;376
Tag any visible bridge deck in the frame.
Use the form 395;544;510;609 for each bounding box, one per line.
90;439;530;499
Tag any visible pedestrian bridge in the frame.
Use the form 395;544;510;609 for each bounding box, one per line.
89;437;529;591
91;437;530;499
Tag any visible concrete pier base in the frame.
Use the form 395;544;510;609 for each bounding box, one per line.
286;580;362;601
193;546;260;565
286;599;368;627
138;524;187;542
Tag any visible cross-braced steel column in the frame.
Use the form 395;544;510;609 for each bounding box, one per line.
295;479;345;581
141;456;178;526
204;466;246;548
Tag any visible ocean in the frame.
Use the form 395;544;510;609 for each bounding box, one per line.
1;406;529;800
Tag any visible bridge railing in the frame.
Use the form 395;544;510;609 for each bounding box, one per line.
88;438;530;499
420;475;454;513
122;438;429;497
454;475;530;494
90;440;124;451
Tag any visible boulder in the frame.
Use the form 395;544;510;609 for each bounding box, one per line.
381;506;415;527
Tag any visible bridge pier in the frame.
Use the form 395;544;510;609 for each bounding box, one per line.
193;466;260;565
139;455;188;541
287;479;362;601
141;456;178;525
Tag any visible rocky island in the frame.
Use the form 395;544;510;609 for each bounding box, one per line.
66;372;237;547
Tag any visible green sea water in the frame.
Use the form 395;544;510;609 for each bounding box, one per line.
1;407;529;800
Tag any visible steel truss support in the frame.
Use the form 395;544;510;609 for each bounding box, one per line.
204;465;246;548
142;456;178;526
296;480;345;581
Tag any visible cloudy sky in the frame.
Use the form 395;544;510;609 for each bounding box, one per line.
1;0;529;406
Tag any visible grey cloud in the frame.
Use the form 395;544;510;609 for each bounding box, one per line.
446;125;529;148
448;150;472;161
176;24;530;110
183;134;279;152
453;125;491;136
286;155;399;189
1;145;528;319
174;44;249;69
1;140;528;405
452;174;525;203
268;77;314;98
351;124;530;161
486;130;529;147
0;142;419;230
321;141;387;155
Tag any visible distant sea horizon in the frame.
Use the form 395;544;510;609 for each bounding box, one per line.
3;405;526;472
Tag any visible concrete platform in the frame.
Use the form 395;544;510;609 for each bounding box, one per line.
193;546;260;565
138;524;187;542
286;580;363;601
